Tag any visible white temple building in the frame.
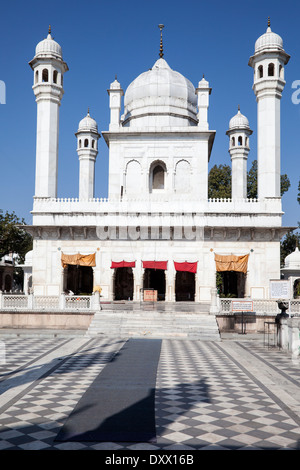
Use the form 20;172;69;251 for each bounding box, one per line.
26;22;292;305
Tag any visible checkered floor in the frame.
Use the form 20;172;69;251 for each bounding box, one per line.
0;335;299;450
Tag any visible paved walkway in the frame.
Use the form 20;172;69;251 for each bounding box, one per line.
0;331;299;450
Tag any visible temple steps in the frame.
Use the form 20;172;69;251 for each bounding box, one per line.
86;309;221;341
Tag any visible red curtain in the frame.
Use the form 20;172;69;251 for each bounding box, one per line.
174;262;198;273
111;261;136;269
142;261;168;270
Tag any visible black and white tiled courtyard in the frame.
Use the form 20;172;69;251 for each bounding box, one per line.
0;333;299;450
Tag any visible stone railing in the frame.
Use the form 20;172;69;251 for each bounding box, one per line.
219;298;300;315
0;292;100;311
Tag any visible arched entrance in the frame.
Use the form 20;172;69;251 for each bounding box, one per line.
175;271;195;301
114;267;134;300
65;265;93;294
217;271;246;298
143;268;166;301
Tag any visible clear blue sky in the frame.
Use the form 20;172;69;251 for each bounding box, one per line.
0;0;299;229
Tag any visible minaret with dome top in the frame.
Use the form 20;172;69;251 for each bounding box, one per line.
248;18;290;200
226;106;252;199
29;26;68;199
76;109;100;200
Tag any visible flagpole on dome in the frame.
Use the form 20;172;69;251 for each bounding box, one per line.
158;24;164;58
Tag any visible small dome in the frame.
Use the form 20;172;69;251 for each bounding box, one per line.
78;110;98;133
284;247;300;270
229;108;250;130
123;57;198;127
255;25;283;53
35;29;62;59
24;250;33;266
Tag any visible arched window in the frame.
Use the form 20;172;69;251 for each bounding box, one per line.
42;69;48;82
279;65;284;79
92;140;95;149
79;139;82;148
53;70;58;84
245;137;249;147
84;139;89;148
258;65;263;79
152;165;165;189
231;137;235;147
238;136;243;146
268;63;274;76
35;70;39;84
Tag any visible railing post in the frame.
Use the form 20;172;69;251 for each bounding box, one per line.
28;293;34;309
0;291;3;310
59;292;66;310
210;287;219;314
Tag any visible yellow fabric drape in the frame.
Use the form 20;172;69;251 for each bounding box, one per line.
215;254;249;274
61;253;96;269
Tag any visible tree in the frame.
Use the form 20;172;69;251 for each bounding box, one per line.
280;230;300;267
208;164;231;199
0;210;32;264
208;160;290;199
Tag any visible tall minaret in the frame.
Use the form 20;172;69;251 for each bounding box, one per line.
226;106;252;199
248;18;290;200
76;110;100;200
29;26;68;198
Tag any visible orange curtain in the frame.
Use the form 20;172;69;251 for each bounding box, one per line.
215;254;249;274
61;253;96;268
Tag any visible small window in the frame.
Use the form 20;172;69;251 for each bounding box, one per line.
268;63;274;76
231;137;235;147
92;140;95;149
152;165;165;189
279;65;284;79
35;70;39;84
84;139;89;148
79;139;82;148
42;69;48;82
53;70;58;84
238;136;243;146
245;137;249;147
258;65;263;79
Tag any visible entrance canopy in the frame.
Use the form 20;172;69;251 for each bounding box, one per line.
215;254;249;274
142;261;168;270
174;261;197;273
61;253;96;269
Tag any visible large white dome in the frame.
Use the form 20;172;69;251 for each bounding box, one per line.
123;58;198;128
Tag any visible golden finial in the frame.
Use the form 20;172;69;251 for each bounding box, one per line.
158;24;164;58
87;107;90;115
238;104;240;112
48;24;51;35
268;17;271;28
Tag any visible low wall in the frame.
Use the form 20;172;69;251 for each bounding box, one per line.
278;317;300;356
216;314;277;333
0;311;94;330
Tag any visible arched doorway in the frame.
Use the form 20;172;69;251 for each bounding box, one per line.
4;274;12;292
65;265;93;294
217;271;246;298
114;267;134;300
143;268;166;301
175;271;195;301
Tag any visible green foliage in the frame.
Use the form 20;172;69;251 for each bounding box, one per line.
280;230;300;267
208;160;290;200
0;210;32;264
208;164;231;199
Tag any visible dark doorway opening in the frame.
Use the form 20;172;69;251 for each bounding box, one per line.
175;271;195;301
114;267;134;300
65;265;93;294
217;271;246;298
143;268;166;301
